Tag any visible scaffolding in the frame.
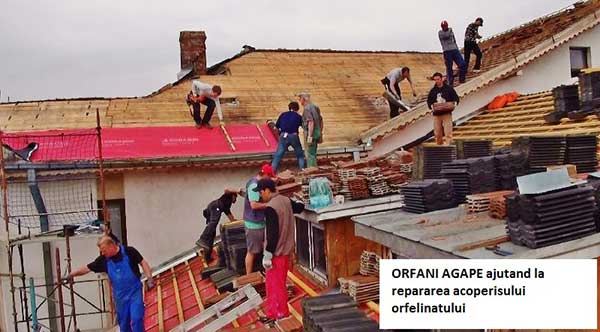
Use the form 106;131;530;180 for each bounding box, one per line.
0;111;110;332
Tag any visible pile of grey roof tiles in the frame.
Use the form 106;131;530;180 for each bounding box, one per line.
493;152;528;190
302;294;379;332
440;156;496;203
422;145;457;179
400;179;456;214
456;139;493;159
566;135;598;173
579;71;600;116
545;85;581;123
221;222;262;275
512;136;566;169
506;184;599;249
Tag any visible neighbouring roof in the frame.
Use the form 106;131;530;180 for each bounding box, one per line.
453;91;600;148
360;0;600;144
352;206;600;259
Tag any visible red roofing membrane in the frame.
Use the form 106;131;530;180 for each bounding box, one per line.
1;124;278;162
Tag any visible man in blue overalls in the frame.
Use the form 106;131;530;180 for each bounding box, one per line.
68;235;154;332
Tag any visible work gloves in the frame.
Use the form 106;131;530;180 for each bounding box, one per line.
262;251;273;270
61;275;74;284
146;278;155;291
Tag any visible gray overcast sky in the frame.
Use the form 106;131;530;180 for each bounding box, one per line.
0;0;575;102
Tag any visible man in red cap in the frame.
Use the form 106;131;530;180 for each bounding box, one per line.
243;164;276;274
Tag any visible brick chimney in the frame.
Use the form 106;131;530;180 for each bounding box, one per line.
179;31;207;77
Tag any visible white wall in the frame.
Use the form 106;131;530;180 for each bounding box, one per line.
123;166;257;265
372;25;600;155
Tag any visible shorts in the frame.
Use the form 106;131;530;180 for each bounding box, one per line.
245;227;265;254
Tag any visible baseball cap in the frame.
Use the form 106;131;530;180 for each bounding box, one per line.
253;178;277;192
259;164;276;177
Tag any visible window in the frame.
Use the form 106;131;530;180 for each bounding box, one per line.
295;217;327;280
570;47;590;77
97;199;127;245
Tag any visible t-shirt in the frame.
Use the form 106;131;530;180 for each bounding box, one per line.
87;246;143;278
302;103;323;139
386;68;407;87
190;80;223;121
438;28;459;51
243;178;265;229
276;110;303;135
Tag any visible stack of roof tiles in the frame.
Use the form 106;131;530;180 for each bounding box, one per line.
400;179;456;214
357;167;391;197
566;135;598;173
221;222;261;275
579;70;600;115
506;185;599;248
456;139;493;159
359;251;380;276
544;85;580;123
420;145;457;179
440;156;496;203
493;152;528;190
347;176;370;200
210;268;238;293
302;294;378;332
512;136;566;170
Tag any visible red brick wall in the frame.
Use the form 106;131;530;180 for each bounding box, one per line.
179;31;207;76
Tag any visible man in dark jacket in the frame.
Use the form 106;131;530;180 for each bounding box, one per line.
196;189;242;262
254;178;304;320
271;102;305;171
464;17;484;73
427;72;460;145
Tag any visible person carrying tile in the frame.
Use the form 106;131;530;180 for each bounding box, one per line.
243;164;276;274
196;188;242;263
427;72;460;145
271;101;306;172
464;17;484;73
254;178;304;321
438;20;467;86
186;80;223;129
298;92;324;167
381;67;417;118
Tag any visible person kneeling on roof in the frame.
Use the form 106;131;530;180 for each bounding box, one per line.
186;80;223;129
66;236;153;332
196;188;243;263
427;72;460;145
254;178;304;321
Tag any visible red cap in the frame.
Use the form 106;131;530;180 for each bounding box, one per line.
260;164;276;177
441;20;448;29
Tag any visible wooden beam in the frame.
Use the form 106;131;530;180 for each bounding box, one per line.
457;235;510;252
255;124;270;147
171;268;185;324
185;261;205;311
157;281;165;332
287;271;318;297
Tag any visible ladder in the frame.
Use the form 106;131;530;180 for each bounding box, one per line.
169;284;263;332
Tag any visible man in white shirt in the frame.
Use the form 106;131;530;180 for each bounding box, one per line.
381;67;417;118
186;80;223;129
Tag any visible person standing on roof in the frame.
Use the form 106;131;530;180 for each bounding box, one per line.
66;236;153;332
243;164;276;274
186;80;223;129
254;178;304;321
427;72;460;145
196;188;243;263
271;101;305;172
381;67;417;118
298;93;323;168
438;20;467;86
464;17;484;73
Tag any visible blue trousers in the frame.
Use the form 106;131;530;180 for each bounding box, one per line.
115;287;145;332
443;50;467;85
271;133;305;171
